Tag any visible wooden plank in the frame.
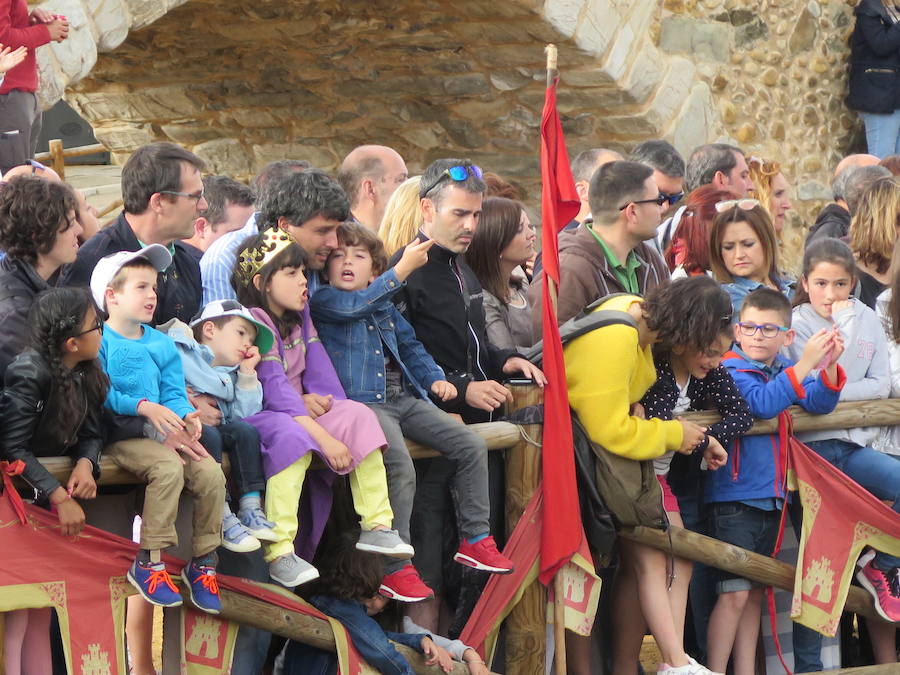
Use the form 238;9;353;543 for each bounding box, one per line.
811;667;900;674
504;384;546;675
24;421;522;488
619;525;888;624
682;399;900;435
48;139;65;180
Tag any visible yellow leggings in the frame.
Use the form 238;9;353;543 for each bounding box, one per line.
263;450;394;561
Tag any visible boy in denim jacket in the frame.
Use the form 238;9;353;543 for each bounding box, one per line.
310;223;513;604
705;288;845;675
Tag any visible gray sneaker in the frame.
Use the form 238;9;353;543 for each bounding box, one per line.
268;553;319;588
356;529;414;559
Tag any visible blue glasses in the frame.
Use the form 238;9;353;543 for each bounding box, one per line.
420;164;484;197
737;322;788;338
661;190;684;206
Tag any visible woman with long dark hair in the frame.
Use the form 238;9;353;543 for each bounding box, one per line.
464;197;536;350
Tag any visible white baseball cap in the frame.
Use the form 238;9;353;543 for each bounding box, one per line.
190;299;275;354
90;244;172;308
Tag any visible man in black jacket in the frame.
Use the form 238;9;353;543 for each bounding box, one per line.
62;142;206;325
389;157;543;632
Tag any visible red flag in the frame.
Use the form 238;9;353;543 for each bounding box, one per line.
538;71;583;584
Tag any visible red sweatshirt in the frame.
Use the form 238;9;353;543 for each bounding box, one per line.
0;0;50;94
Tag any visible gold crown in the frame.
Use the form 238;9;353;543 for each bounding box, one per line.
235;228;295;286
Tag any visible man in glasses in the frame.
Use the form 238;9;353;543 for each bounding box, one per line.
181;175;256;262
530;160;670;333
62;142;207;325
629;139;685;210
337;144;408;232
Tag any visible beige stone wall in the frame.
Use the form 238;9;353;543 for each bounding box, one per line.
47;0;861;251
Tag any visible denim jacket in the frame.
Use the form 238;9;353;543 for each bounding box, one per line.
310;269;445;403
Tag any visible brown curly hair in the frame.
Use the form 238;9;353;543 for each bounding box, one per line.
643;276;733;356
0;176;77;265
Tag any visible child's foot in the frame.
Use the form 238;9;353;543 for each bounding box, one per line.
127;559;182;608
857;553;900;622
238;507;278;542
222;513;261;553
181;561;221;615
656;658;714;674
380;564;434;602
356;529;414;559
268;553;319;588
454;536;514;573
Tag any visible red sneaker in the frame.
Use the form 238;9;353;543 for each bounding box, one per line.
454;536;514;574
380;564;434;602
857;554;900;622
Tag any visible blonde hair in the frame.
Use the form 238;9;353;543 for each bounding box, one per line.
748;156;802;277
379;176;423;257
850;176;900;275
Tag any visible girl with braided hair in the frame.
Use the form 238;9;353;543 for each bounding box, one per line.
1;286;107;675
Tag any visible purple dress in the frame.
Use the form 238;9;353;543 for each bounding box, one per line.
244;305;387;559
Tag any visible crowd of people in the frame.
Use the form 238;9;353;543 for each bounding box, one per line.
3;1;900;674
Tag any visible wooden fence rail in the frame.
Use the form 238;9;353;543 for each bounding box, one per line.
33;139;106;180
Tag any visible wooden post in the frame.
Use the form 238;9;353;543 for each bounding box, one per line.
48;139;65;180
811;666;900;674
505;383;545;675
552;574;567;674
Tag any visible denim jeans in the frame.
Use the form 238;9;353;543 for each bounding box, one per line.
807;438;900;569
200;420;266;497
861;110;900;158
368;388;489;575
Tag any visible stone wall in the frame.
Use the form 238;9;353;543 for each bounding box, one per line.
40;0;861;239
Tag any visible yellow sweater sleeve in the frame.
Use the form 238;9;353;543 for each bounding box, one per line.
565;323;683;460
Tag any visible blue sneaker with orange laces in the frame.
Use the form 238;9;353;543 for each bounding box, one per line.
127;559;182;607
181;561;221;614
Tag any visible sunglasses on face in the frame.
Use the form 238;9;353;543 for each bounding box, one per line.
715;198;760;213
660;191;684;206
737;321;787;338
420;164;484;198
618;193;668;211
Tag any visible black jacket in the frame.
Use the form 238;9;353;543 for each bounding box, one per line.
805;203;852;248
61;212;201;325
0;257;51;379
0;350;104;502
390;232;518;423
848;0;900;113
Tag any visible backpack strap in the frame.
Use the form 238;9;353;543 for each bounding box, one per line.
524;304;637;365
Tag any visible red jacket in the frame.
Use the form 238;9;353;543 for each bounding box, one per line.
0;0;50;94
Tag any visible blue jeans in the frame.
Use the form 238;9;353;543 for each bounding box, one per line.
861;110;900;158
806;439;900;569
709;502;780;593
200;421;265;497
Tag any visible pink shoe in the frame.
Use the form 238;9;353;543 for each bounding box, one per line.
857;553;900;622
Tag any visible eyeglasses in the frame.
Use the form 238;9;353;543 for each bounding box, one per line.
660;191;684;206
715;198;760;213
420;164;484;197
737;321;788;338
159;189;205;204
618;194;668;210
74;317;104;337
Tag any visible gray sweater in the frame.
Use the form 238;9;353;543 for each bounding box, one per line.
786;298;890;447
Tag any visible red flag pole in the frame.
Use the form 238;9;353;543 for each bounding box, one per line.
545;42;568;675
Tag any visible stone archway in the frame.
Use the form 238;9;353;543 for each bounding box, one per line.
46;0;857;225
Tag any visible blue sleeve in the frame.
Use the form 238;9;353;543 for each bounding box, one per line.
200;236;240;305
309;596;414;675
393;309;445;390
155;335;195;419
797;370;843;414
727;363;807;420
229;371;263;419
309;270;404;321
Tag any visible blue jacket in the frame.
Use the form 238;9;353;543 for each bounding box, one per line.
707;348;845;504
99;323;194;419
165;320;263;423
310;269;445;403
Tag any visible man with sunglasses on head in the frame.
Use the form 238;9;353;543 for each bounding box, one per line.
530;160;671;336
388;157;544;632
62;142;207;325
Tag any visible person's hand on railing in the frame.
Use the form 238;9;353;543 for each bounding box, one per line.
703;436;728;471
0;44;27;74
675;418;707;455
466;380;513;412
502;356;547;387
67;457;97;500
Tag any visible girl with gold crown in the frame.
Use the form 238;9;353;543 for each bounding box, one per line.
233;229;411;588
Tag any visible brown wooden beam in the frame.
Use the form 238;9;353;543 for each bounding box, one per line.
619;525;889;625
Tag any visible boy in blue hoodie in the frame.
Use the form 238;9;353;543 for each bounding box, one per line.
310;223;513;606
167;299;278;553
705;288;846;675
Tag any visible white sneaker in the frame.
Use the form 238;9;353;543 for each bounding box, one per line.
656;658;714;675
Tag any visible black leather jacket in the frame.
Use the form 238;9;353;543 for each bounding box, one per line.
0;350;103;502
0;257;51;380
